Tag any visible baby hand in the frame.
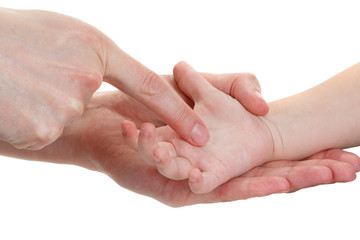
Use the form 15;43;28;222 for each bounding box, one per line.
122;62;275;194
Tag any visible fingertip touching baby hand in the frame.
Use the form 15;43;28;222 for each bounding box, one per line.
122;62;274;194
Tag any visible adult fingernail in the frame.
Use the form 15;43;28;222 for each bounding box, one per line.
191;123;208;145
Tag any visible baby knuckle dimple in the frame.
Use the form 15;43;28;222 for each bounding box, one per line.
138;71;164;97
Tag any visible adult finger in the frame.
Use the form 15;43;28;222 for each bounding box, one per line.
104;43;209;146
244;160;356;191
243;165;333;191
306;148;360;171
201;176;289;203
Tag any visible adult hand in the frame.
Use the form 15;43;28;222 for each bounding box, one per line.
71;91;360;206
0;8;209;150
5;89;355;207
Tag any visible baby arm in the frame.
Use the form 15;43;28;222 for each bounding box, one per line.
267;62;360;161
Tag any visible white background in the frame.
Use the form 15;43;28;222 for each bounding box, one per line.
1;0;360;239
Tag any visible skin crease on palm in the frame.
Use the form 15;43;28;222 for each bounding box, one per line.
121;62;360;195
0;72;359;207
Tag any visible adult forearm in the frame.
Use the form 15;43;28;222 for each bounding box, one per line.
267;62;360;160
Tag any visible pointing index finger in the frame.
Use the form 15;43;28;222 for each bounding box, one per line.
103;42;209;146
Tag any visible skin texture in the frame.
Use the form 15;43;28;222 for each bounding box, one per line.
1;90;359;207
122;61;360;195
123;62;274;194
0;7;209;150
267;62;360;161
0;72;359;206
1;8;359;207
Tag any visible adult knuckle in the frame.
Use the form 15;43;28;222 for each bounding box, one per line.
56;97;84;124
174;106;189;123
32;122;63;147
66;98;85;117
77;70;103;93
14;122;63;150
7;111;64;150
138;71;164;97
